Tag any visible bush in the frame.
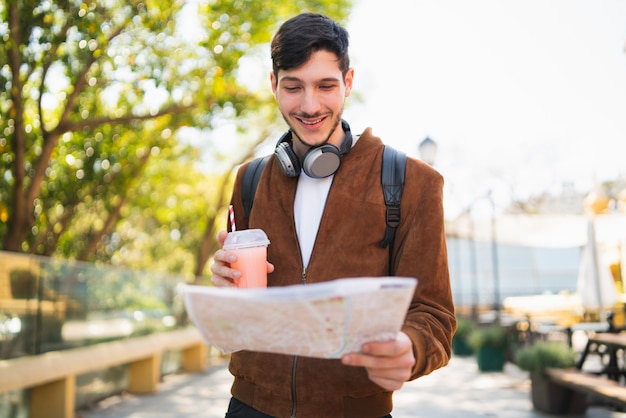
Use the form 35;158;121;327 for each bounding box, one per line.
454;316;475;339
515;341;577;373
452;316;476;356
468;325;508;350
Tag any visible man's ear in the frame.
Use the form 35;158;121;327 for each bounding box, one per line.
270;72;278;96
344;68;354;97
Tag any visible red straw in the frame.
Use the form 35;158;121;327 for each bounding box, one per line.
229;205;236;232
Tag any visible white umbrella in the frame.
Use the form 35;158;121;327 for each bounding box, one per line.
576;216;618;314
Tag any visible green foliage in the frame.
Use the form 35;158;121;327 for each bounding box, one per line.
452;316;475;356
468;325;508;350
454;316;476;339
0;0;352;277
515;341;577;373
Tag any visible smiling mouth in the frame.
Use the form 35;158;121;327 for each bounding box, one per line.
300;117;323;125
295;115;327;127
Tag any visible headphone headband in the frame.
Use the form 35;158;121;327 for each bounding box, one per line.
337;119;352;155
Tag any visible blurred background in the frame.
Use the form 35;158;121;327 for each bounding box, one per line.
346;0;626;220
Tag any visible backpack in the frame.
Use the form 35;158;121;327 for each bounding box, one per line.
241;145;407;252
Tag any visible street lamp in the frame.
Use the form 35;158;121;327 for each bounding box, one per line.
418;137;437;166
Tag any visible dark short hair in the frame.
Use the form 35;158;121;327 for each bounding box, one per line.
271;13;350;79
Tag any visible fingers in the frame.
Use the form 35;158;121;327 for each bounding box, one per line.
210;230;240;288
365;372;408;391
341;332;415;391
210;265;238;287
341;350;413;391
210;250;240;280
216;230;228;246
361;332;413;358
342;346;414;370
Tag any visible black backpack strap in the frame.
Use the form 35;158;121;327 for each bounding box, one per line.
242;155;271;219
379;145;407;249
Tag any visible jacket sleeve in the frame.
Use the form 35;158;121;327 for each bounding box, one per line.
393;159;456;380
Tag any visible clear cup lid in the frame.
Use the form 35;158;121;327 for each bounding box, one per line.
223;228;270;250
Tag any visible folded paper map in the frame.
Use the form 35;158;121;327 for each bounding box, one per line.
183;277;417;359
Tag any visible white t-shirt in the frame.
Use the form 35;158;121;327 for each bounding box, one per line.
294;173;333;268
293;136;358;268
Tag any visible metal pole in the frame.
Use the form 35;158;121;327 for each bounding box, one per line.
589;216;605;321
453;235;463;310
468;214;479;321
489;190;501;324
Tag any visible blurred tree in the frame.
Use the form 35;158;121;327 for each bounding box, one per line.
0;0;351;278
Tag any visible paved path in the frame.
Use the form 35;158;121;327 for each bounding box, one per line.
77;355;626;418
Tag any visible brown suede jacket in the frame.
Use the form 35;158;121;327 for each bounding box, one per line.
226;128;456;418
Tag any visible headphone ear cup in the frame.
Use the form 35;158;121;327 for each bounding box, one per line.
274;141;301;177
302;145;341;178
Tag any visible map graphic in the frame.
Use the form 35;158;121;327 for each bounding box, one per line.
183;277;417;358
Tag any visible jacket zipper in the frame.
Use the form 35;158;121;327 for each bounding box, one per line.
290;268;308;418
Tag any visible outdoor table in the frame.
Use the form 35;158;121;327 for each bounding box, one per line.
577;332;626;382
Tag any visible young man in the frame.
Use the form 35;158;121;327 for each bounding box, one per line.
210;13;456;418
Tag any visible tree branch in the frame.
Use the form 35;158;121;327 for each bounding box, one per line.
26;22;126;209
77;142;153;261
38;17;74;137
58;103;196;132
4;3;28;251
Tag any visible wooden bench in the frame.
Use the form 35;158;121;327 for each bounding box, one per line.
545;368;626;409
0;327;209;418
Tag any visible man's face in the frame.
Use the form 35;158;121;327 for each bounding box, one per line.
271;50;354;157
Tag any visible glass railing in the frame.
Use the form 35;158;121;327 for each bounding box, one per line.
0;251;191;360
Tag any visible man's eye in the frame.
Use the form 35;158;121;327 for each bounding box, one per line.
284;86;300;92
320;85;335;90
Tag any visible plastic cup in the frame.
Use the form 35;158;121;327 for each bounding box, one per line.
223;229;270;288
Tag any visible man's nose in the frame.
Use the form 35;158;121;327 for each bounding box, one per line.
300;90;322;115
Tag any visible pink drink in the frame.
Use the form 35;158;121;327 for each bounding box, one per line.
230;246;268;288
223;229;270;289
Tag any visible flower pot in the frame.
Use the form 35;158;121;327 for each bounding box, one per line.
529;372;587;414
476;345;505;372
452;337;473;356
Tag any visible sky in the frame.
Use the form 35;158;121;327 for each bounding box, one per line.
180;0;626;220
342;0;626;218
